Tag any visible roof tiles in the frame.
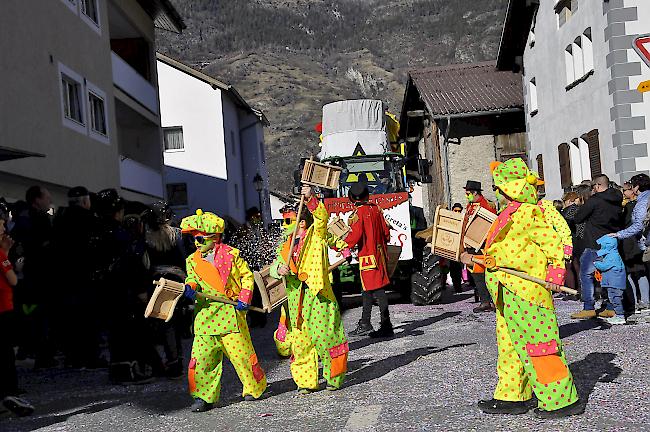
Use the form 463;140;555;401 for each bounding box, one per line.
409;61;524;118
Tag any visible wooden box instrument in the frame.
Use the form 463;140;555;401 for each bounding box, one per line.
463;204;497;250
145;278;266;321
253;266;288;313
328;216;351;240
145;278;185;322
301;159;342;190
430;205;466;261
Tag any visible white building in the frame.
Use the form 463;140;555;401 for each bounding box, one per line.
498;0;650;198
156;53;270;224
0;0;184;205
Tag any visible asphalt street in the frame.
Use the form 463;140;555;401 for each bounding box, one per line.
3;289;650;432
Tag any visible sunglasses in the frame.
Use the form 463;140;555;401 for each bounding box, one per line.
194;235;216;244
283;217;295;225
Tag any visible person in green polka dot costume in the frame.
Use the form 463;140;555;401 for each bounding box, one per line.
271;186;351;393
180;210;267;412
461;158;582;419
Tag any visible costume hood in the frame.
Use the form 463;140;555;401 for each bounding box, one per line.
180;209;225;236
491;158;543;205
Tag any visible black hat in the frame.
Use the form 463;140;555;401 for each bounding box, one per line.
451;202;463;211
464;180;482;191
348;182;370;202
95;188;124;215
143;200;173;226
68;186;89;198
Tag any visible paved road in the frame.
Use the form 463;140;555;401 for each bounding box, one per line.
3;290;650;431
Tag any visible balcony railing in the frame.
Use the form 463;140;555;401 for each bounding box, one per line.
111;52;159;115
119;156;163;198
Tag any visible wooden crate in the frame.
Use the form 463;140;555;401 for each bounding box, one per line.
463;204;497;250
145;278;184;322
253;266;288;313
301;160;342;190
328;216;351;240
430;205;465;262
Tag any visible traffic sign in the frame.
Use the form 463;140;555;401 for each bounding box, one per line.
633;34;650;68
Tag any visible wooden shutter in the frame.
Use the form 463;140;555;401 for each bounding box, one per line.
536;154;545;194
582;129;601;177
558;143;572;190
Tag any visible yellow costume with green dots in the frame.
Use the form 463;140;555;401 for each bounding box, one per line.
181;210;267;404
270;197;349;390
485;159;579;411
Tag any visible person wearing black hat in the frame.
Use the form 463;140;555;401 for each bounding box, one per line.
51;186;103;368
463;180;497;313
345;182;394;338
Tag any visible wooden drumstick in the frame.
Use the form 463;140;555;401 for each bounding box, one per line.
471;256;578;296
153;279;266;313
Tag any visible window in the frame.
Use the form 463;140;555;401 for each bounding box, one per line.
564;46;575;85
61;74;84;125
558;143;572;190
528;7;538;47
163;127;184;151
80;0;100;33
80;0;98;23
529;78;538;115
89;91;106;135
565;28;595;90
572;37;584;80
167;183;188;207
582;129;602;177
556;0;578;28
582;28;594;73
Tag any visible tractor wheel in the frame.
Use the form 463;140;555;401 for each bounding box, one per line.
410;249;443;305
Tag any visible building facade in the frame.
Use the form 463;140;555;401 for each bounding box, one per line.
499;0;650;198
400;62;526;222
156;54;271;224
0;0;183;204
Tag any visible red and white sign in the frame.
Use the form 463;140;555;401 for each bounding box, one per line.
633;34;650;68
324;192;413;262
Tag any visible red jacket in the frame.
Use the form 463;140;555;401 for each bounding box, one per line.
345;203;391;291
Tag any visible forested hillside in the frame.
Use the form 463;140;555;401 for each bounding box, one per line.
157;0;507;192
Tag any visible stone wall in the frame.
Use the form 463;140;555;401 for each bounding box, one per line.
446;134;497;206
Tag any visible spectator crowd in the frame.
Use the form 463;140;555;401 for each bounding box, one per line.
0;185;275;417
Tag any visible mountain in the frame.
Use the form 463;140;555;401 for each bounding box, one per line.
156;0;508;193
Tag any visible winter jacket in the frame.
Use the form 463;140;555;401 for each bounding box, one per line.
574;188;624;250
594;236;626;289
615;190;650;249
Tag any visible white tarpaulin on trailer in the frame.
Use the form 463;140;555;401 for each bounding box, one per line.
319;99;389;159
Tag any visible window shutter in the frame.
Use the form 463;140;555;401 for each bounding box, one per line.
558;143;572;190
536;154;545;195
582;129;601;177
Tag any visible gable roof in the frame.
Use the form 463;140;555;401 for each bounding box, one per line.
156;52;269;126
406;61;523;119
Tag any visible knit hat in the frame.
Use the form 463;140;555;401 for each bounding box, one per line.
181;209;225;236
490;158;542;204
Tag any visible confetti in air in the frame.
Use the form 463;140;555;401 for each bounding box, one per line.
228;222;283;271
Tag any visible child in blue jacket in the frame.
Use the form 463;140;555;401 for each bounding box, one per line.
594;236;627;325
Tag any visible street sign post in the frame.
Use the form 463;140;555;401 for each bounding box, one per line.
633;34;650;68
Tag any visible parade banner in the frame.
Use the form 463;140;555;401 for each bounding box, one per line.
324;192;413;261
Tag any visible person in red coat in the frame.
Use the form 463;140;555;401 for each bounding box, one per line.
345;182;394;338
